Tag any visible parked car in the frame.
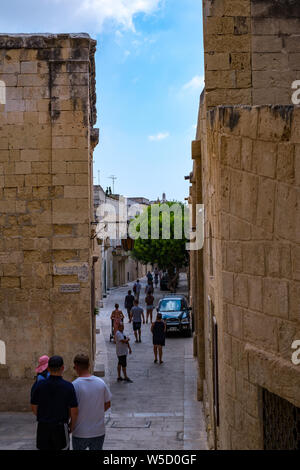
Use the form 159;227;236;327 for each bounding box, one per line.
156;295;192;336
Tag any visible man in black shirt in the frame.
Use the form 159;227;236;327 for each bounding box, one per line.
31;355;78;450
124;290;135;319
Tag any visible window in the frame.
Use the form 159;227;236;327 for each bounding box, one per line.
159;299;182;312
263;388;300;450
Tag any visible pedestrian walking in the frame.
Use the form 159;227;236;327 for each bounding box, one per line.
30;355;78;450
147;271;153;283
133;279;141;302
72;354;112;451
115;323;133;383
154;272;159;288
145;292;155;324
145;281;154;295
110;304;124;339
130;300;145;343
31;355;50;400
151;313;166;364
124;290;135;319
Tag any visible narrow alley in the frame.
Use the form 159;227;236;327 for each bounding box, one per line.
96;274;207;451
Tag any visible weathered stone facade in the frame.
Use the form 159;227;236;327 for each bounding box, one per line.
93;185;151;293
0;34;99;410
190;1;300;449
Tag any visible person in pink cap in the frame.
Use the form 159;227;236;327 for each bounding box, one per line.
31;355;50;400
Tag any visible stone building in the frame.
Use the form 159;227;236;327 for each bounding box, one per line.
93;185;150;294
189;0;300;449
0;34;100;410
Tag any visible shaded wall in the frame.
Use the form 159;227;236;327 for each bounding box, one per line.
189;0;300;449
203;105;300;449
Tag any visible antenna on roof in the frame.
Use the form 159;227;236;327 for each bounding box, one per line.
108;175;117;194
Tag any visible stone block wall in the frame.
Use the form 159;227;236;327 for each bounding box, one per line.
0;34;98;410
202;105;300;449
251;0;300;104
189;0;300;449
203;0;252;107
203;0;300;107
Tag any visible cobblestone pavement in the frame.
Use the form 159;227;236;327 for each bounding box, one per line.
0;274;207;451
96;274;208;451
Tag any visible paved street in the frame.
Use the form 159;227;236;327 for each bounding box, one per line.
96;274;207;451
0;274;207;451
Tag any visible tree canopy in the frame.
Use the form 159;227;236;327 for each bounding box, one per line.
130;202;189;271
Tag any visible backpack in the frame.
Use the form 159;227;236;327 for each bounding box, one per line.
133;284;137;293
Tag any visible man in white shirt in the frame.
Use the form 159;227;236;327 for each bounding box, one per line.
115;323;133;383
72;354;112;450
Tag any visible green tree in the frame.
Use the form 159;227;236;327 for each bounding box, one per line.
130;202;189;289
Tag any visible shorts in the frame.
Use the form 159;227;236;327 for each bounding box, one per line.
36;422;69;450
133;321;142;331
72;435;105;451
146;305;153;311
118;355;127;367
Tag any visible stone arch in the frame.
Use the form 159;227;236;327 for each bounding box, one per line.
0;340;6;365
0;80;6;105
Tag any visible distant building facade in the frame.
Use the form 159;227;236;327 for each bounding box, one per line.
190;0;300;450
93;185;150;294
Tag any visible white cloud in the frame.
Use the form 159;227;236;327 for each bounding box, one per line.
182;75;204;92
148;132;170;141
78;0;161;31
0;0;162;34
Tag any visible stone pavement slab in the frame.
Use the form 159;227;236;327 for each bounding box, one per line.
0;413;36;450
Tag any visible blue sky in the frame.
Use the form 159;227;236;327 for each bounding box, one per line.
0;0;204;202
95;1;204;201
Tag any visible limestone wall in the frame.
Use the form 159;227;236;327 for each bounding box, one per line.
203;0;252;107
203;0;300;107
0;34;98;410
201;105;300;449
189;0;300;449
251;0;300;104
